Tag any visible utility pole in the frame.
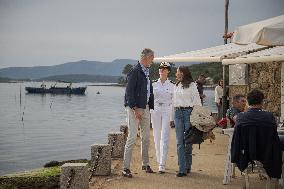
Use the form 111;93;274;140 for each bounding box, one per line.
224;0;229;45
222;0;230;118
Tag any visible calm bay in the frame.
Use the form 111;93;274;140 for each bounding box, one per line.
0;82;216;175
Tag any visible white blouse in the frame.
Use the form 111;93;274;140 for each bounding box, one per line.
173;82;202;108
214;85;223;103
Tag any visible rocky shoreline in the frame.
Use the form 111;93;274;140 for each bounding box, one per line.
0;159;88;189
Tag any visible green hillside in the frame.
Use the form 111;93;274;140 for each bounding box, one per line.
0;77;11;82
37;74;120;83
187;62;223;83
120;62;222;85
0;77;30;83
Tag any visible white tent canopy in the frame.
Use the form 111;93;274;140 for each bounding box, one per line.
153;43;265;63
222;46;284;65
232;15;284;46
154;15;284;64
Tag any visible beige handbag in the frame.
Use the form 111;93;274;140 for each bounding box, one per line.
190;105;216;132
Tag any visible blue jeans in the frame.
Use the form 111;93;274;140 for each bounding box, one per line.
174;108;193;173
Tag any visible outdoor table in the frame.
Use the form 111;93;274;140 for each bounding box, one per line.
222;128;235;185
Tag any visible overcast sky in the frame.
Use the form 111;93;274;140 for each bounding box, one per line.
0;0;283;68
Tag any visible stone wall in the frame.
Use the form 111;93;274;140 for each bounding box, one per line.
229;62;282;116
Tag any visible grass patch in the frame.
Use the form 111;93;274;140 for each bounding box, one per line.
0;159;89;189
0;167;60;189
2;167;60;178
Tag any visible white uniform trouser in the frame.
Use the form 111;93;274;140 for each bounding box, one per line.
123;106;150;170
151;105;171;171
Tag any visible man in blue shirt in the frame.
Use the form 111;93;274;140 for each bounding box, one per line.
123;48;155;178
226;94;247;127
218;94;247;128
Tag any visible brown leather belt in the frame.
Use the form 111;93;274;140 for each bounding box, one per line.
175;107;192;110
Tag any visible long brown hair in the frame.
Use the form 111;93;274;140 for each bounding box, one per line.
176;66;194;88
218;79;223;87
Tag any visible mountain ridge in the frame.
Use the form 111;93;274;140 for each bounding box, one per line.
37;74;120;83
0;59;201;80
0;59;138;79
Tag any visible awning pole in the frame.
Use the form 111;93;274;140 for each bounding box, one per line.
222;0;230;118
222;65;229;118
224;0;229;45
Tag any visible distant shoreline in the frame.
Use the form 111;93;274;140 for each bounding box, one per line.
87;84;217;89
0;81;124;86
88;83;125;87
0;81;25;83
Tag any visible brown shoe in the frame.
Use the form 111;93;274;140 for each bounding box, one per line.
176;172;187;177
142;165;154;173
122;169;133;178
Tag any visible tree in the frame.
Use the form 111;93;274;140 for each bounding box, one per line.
122;64;133;75
119;64;134;85
118;76;125;85
149;63;160;80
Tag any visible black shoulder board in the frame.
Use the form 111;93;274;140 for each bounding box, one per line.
170;80;176;84
152;79;158;83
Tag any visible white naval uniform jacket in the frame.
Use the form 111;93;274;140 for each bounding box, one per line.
151;79;175;118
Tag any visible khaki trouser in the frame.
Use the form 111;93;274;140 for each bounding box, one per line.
123;106;150;170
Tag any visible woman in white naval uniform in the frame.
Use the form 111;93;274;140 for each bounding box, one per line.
151;62;174;174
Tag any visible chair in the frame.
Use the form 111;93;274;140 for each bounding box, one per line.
231;123;282;189
242;161;279;189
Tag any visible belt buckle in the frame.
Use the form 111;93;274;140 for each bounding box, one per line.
176;107;187;110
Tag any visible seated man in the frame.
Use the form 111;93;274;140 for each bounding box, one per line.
226;94;247;127
217;94;247;128
231;89;282;179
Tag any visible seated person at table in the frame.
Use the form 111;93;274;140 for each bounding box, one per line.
217;94;247;128
226;94;247;127
231;89;282;179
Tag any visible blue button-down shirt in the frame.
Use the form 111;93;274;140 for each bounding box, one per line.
140;62;150;102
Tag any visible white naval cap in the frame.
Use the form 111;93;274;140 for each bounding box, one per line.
159;62;171;71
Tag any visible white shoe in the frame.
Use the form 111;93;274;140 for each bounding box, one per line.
158;165;165;172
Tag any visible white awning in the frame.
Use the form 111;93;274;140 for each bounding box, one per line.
222;46;284;65
153;43;266;63
232;15;284;46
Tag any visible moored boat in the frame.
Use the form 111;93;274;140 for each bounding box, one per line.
25;86;87;94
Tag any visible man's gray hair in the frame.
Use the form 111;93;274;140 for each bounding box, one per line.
140;48;154;59
233;94;246;102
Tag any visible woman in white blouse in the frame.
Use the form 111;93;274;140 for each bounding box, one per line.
173;66;201;177
214;79;223;120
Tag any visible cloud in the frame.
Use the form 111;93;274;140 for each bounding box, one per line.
0;0;283;68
